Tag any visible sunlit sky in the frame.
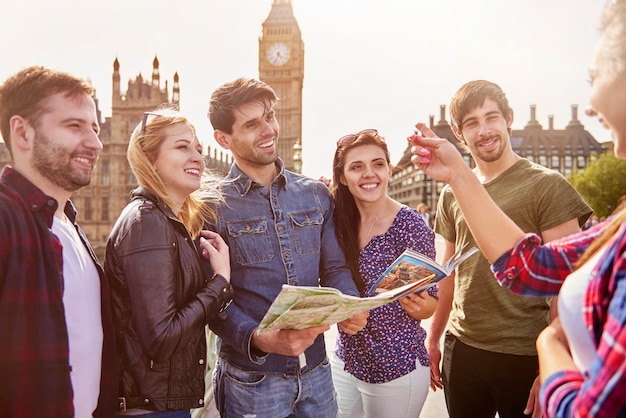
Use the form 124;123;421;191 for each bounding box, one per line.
0;0;609;179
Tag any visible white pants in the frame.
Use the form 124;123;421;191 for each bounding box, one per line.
331;354;430;418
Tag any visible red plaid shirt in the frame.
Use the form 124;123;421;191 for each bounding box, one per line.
492;220;626;417
0;166;117;418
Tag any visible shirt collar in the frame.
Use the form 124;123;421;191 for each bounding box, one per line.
226;158;288;196
0;165;78;227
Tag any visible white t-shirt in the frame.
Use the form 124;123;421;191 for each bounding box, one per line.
558;247;604;372
52;215;103;418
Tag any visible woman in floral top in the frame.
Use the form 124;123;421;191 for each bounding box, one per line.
331;129;438;417
409;2;626;416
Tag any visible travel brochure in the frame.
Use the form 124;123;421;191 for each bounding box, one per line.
257;245;478;333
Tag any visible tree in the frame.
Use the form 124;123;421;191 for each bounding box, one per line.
568;152;626;218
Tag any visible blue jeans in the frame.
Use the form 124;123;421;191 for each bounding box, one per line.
213;357;338;417
117;411;190;418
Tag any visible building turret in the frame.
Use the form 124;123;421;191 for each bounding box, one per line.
566;104;583;129
152;55;160;88
172;71;180;105
113;57;120;97
524;104;543;129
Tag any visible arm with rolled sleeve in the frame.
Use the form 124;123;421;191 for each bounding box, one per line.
491;223;606;298
539;224;626;417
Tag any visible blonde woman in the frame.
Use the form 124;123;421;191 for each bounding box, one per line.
105;109;233;417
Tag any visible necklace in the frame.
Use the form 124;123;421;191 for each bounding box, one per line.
362;199;388;246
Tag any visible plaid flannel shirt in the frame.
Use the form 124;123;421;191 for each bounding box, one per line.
0;166;117;418
492;220;626;417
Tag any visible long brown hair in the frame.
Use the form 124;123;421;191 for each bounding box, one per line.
332;131;391;292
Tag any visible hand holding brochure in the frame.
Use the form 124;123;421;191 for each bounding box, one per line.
367;244;479;297
257;245;478;333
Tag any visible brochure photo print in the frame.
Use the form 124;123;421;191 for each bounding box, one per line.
257;244;478;333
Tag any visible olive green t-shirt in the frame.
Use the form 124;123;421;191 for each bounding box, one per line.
435;159;592;355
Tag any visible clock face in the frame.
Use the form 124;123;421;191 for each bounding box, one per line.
267;42;291;66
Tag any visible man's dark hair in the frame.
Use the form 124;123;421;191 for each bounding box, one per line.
208;77;278;134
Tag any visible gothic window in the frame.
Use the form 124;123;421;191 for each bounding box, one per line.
84;198;92;221
128;168;136;185
101;160;110;185
564;156;572;168
102;198;109;221
551;155;560;169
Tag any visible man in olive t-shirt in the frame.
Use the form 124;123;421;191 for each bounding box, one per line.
426;80;592;418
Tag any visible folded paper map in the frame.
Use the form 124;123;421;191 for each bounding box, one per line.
257;245;478;333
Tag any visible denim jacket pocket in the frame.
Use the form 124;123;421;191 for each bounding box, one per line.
288;210;323;256
226;218;274;265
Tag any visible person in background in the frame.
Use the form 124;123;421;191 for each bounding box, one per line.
207;77;368;418
422;80;592;418
410;1;626;416
0;66;117;417
319;175;332;188
417;202;431;228
105;108;233;417
331;129;438;417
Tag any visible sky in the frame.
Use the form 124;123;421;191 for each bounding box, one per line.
0;0;610;179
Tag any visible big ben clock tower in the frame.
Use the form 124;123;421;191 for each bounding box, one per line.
259;0;304;172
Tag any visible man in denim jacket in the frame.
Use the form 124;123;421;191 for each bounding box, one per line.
207;77;368;417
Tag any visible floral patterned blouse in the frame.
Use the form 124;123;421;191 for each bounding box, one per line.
335;206;437;383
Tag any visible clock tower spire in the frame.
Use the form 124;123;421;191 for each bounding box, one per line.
259;0;304;172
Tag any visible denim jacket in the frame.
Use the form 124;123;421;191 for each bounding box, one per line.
209;159;359;374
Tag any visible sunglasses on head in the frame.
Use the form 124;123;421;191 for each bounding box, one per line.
140;111;162;136
336;129;379;147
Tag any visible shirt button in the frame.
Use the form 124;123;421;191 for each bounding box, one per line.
143;398;150;404
284;252;290;259
277;225;283;232
290;280;297;285
199;399;204;405
199;358;205;365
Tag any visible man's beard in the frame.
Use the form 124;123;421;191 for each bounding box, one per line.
32;131;96;192
470;135;506;163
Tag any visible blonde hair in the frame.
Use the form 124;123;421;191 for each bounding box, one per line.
127;108;221;239
594;0;626;79
575;0;626;267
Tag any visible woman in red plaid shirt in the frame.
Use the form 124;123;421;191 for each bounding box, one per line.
409;1;626;416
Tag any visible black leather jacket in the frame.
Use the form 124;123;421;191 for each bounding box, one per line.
105;188;232;412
